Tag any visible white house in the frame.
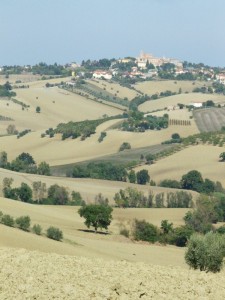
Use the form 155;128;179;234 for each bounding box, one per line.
189;102;203;108
93;70;112;80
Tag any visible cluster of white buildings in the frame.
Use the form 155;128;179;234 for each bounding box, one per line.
136;51;183;69
216;73;225;85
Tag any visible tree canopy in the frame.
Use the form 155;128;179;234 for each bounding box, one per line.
78;204;113;232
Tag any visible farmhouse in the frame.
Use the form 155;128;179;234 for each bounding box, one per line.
189;102;203;108
93;70;112;80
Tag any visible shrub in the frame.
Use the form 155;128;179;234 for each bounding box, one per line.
32;224;42;235
185;232;225;273
1;214;14;227
120;228;130;238
119;142;131;152
46;226;63;241
98;131;107;143
169;226;193;247
159;179;181;189
16;215;31;231
132;219;158;243
216;226;225;234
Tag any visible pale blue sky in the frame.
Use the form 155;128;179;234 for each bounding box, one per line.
1;0;225;66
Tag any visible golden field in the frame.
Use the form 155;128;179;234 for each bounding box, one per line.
87;78;140;100
134;145;225;186
1;77;225;299
139;93;225;112
0;86;122;133
0;117;200;165
135;80;210;95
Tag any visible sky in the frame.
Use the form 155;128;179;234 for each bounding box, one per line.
0;0;225;67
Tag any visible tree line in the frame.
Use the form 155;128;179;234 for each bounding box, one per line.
0;151;50;175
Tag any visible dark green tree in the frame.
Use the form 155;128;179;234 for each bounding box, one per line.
18;183;33;202
181;170;204;192
136;169;150;185
17;152;35;165
78;204;113;232
128;170;136;183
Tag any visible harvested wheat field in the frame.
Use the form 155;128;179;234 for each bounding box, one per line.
134;145;225;186
139;93;225;113
0;116;200;166
1;247;225;300
0;86;122;133
135;80;210;95
0;74;41;85
0;196;187;266
87;78;140;100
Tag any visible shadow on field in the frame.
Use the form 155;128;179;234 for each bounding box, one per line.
78;229;110;235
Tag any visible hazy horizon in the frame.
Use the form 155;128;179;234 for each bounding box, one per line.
1;0;225;67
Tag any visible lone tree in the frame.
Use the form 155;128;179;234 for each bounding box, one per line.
78;204;113;232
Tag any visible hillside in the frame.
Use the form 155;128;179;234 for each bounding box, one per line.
135;80;211;95
134;145;225;186
0;116;199;165
0;196;188;266
0;168;198;204
139;93;225;112
0;86;122;133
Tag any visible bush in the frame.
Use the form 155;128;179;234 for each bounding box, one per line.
16;215;31;231
120;228;130;238
169;226;193;247
32;224;42;235
46;226;63;241
216;226;225;234
119;142;131;152
132;219;158;243
185;232;225;272
1;214;14;227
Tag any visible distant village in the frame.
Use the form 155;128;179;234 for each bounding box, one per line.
1;51;225;85
71;51;225;85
